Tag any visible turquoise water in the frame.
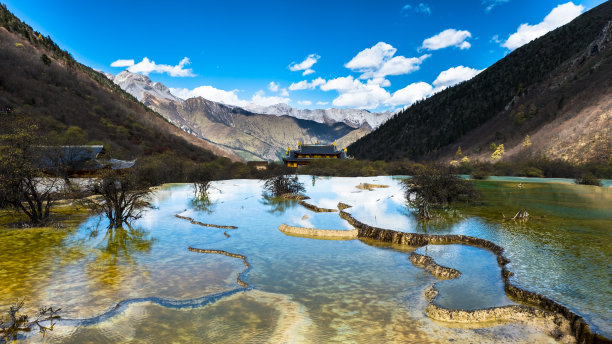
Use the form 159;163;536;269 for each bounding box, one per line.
459;174;612;187
1;176;609;342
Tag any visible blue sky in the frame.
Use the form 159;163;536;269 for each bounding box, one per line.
4;0;607;111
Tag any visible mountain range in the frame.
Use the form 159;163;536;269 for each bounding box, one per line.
107;70;391;160
349;1;612;164
2;1;610;167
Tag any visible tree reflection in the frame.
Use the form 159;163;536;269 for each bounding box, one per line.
191;193;216;214
87;223;155;287
260;195;298;215
403;203;466;234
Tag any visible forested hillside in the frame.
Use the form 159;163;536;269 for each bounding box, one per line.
349;1;612;164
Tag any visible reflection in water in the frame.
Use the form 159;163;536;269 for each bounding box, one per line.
191;194;216;214
260;195;298;215
1;176;610;342
87;225;155;288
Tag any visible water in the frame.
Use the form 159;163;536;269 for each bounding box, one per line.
0;176;609;342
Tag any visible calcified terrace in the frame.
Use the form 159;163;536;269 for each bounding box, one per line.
337;205;611;344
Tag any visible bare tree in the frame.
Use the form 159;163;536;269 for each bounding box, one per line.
0;112;64;225
0;299;60;343
84;169;152;229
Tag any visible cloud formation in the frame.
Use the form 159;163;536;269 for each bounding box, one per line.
111;57;195;77
387;82;433;106
483;0;509;12
289;77;326;91
268;81;279;92
432;66;482;90
502;2;584;50
421;29;472;50
110;59;134;67
170;87;290;107
401;3;431;15
345;42;430;79
289;54;320;75
297;100;312;106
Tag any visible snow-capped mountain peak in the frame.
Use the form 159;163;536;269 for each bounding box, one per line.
108;70;183;102
244;103;394;129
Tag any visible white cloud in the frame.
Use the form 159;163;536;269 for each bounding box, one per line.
320;76;359;92
345;42;396;71
297;100;312;106
320;64;483;110
320;76;390;109
169;87;289;107
289;54;320;75
316;101;329;106
421;29;472;50
387;82;433;106
402;3;431;15
171;85;243;105
433;66;482;90
332;83;390;109
268;81;280;92
483;0;509;12
289;77;326;91
118;57;195;77
280;88;289;96
251;90;291;107
502;2;584;50
345;42;429;79
491;34;502;44
367;54;430;79
367;78;391;87
110;59;134;67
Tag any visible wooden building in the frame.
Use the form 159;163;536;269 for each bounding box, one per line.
35;145;135;176
282;142;347;167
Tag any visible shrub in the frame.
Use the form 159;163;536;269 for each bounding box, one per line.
471;169;490;180
262;175;305;198
574;174;602;186
403;165;480;219
520;167;544;178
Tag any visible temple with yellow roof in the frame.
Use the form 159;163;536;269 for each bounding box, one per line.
282;142;348;167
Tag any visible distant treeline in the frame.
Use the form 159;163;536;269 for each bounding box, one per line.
294;157;612;179
134;154;612;185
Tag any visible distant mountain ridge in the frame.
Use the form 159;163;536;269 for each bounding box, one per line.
109;70;393;130
109;71;373;160
245;103;395;129
349;1;612;164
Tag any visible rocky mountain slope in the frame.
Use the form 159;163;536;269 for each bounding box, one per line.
111;71;370;161
349;1;612;164
245;103;394;129
143;95;361;161
0;4;240;162
111;70;182;102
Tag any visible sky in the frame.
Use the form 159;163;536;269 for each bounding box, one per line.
4;0;607;111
